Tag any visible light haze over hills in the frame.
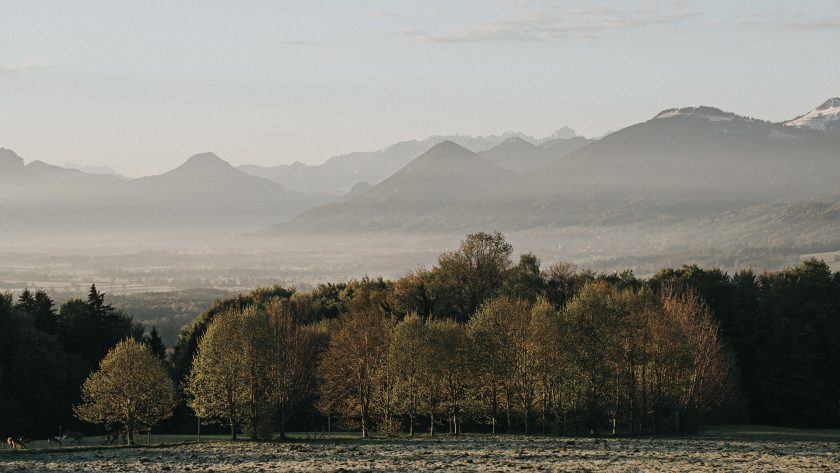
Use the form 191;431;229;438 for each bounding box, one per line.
0;150;333;238
1;97;839;278
238;129;580;195
270;99;840;235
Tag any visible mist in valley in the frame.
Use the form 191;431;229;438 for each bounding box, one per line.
3;99;840;302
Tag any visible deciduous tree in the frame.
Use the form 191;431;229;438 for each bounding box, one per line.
75;338;176;444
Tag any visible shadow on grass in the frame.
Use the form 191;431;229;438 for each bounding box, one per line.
700;424;840;442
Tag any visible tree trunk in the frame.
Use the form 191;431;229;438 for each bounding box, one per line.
491;386;498;434
641;363;648;433
454;392;460;436
541;390;548;434
230;414;238;440
524;403;530;435
278;402;286;440
250;402;259;440
126;412;135;446
228;388;238;440
505;390;512;433
361;399;368;438
358;371;368;438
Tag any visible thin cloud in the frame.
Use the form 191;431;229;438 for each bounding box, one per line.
389;2;700;43
739;5;840;31
369;11;400;18
0;57;53;74
423;6;447;18
370;6;446;19
749;16;840;31
277;40;321;47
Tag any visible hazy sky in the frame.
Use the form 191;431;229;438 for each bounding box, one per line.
1;0;839;177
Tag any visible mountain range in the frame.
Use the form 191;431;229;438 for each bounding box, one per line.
270;99;840;236
0;150;333;238
266;141;515;233
2;98;839;268
238;128;581;195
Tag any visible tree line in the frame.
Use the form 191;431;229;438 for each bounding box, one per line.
0;285;164;438
2;232;840;441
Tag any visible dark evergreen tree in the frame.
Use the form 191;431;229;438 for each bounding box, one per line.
144;326;167;360
16;288;37;315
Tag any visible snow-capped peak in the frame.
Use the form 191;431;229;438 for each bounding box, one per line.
784;97;840;131
817;97;840;110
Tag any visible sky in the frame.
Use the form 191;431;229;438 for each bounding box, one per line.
1;0;839;177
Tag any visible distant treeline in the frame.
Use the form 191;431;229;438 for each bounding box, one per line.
109;288;235;346
2;232;839;439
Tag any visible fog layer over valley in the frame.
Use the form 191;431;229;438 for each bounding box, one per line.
2;98;840;294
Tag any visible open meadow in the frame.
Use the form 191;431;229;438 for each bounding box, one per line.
3;430;840;472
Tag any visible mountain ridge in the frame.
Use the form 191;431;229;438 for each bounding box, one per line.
266;141;514;233
267;99;840;236
239;129;579;195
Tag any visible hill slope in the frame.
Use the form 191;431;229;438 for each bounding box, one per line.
269;141;515;233
268;102;840;236
451;105;840;229
0;151;333;238
240;130;578;195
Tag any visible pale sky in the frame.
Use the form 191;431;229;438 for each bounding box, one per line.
1;0;839;177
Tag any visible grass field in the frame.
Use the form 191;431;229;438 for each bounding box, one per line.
2;428;839;472
701;425;840;442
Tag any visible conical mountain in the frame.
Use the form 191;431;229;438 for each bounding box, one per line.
270;141;514;233
148;152;281;189
120;152;335;232
162;152;236;176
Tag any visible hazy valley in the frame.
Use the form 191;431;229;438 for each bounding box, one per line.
2;98;839;298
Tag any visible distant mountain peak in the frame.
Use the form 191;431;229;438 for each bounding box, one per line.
545;127;577;140
180;152;232;169
654;106;738;122
156;152;246;181
26;159;57;170
785;97;840;131
421;140;474;157
818;97;840;110
500;136;532;145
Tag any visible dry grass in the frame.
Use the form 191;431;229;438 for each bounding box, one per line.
2;435;840;472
